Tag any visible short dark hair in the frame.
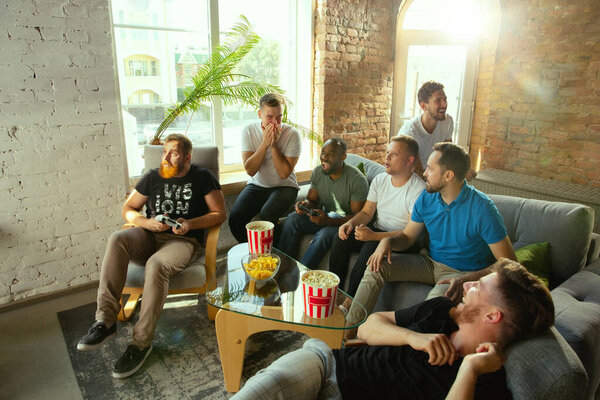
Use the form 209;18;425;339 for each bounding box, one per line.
324;137;347;155
259;93;285;109
432;142;470;181
493;259;555;345
418;81;445;104
165;133;192;157
392;135;419;159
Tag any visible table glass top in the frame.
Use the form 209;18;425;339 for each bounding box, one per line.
206;244;367;330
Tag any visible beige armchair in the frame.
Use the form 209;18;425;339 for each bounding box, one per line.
118;145;222;321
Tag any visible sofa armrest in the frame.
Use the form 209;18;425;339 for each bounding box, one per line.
505;327;588;400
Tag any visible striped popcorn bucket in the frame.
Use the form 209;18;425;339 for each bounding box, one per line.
301;271;340;319
245;221;275;255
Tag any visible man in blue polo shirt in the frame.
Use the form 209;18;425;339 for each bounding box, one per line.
346;142;516;330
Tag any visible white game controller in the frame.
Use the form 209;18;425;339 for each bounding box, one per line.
155;214;182;229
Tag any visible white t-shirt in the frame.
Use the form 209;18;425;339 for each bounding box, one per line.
367;172;425;232
241;122;302;188
397;114;454;169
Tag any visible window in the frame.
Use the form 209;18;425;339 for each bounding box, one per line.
391;0;481;148
111;0;313;178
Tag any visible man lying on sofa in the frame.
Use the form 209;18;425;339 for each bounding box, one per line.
231;259;555;400
346;142;517;337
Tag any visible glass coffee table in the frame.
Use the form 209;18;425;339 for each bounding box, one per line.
206;243;367;392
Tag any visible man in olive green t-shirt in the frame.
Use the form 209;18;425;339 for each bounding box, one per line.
278;138;369;268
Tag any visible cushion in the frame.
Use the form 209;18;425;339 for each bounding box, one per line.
515;242;550;286
489;195;594;287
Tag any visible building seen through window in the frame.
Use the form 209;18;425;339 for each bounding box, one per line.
111;0;312;178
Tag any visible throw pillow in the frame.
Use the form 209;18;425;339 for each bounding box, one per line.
355;162;367;176
515;242;550;287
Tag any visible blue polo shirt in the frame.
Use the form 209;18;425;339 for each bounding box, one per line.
411;182;507;271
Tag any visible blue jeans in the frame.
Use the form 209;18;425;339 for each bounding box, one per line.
229;184;298;243
278;211;339;269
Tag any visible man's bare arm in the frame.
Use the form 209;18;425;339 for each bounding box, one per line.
270;143;298;179
446;343;506;400
388;220;425;251
122;190;170;232
358;311;457;366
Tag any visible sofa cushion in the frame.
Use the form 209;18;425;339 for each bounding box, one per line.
505;327;588;400
489;195;594;287
515;242;550;286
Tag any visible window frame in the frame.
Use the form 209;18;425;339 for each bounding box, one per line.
391;0;480;149
111;0;315;181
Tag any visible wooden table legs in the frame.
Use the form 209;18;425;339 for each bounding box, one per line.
214;308;345;392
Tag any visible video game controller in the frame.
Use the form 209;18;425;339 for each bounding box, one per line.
298;203;319;216
155;214;182;229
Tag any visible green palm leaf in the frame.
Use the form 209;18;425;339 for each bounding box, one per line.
152;15;321;147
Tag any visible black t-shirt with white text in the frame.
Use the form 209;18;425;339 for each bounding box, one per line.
333;297;511;400
135;165;221;243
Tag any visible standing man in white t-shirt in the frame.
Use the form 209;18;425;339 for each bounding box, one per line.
228;93;302;243
398;81;476;180
329;136;425;296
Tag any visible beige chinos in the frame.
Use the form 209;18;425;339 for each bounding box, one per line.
95;227;200;348
347;251;466;325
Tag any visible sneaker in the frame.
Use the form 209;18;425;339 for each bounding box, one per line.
77;321;116;351
112;344;153;379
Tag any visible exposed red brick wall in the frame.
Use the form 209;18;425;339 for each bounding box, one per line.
471;0;600;188
313;0;402;162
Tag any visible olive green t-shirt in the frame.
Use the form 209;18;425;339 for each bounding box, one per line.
310;163;369;216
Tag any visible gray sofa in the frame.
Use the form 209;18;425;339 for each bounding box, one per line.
295;154;600;400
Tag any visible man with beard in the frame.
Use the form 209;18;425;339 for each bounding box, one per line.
329;136;425;297
228;93;302;244
77;134;226;378
345;142;516;335
398;81;476;180
278;138;369;269
231;259;555;400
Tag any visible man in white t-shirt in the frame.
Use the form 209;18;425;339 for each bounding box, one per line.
228;93;302;243
398;81;476;180
329;136;425;296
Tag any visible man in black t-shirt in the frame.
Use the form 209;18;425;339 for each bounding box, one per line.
77;134;226;378
231;259;554;400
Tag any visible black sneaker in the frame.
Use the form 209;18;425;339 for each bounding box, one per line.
77;321;116;351
112;344;153;378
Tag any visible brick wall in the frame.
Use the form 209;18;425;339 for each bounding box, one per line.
0;1;126;304
470;0;600;188
313;0;401;162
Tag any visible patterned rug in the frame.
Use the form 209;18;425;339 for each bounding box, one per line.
58;294;307;399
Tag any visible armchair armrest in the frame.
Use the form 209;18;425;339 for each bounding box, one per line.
204;222;222;291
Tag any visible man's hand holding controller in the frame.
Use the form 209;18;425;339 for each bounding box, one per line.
297;202;318;216
155;214;182;230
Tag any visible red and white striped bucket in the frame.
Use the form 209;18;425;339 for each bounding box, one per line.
246;221;275;255
301;271;340;319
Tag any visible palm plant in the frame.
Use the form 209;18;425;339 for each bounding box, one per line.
151;16;321;145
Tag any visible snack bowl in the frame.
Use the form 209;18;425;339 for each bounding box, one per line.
242;253;281;282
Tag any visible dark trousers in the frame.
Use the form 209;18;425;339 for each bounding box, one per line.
329;227;420;296
228;184;298;243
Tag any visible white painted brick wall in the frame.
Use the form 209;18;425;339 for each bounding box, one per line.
0;0;127;304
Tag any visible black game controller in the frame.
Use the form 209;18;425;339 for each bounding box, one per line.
155;214;182;229
297;203;319;216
